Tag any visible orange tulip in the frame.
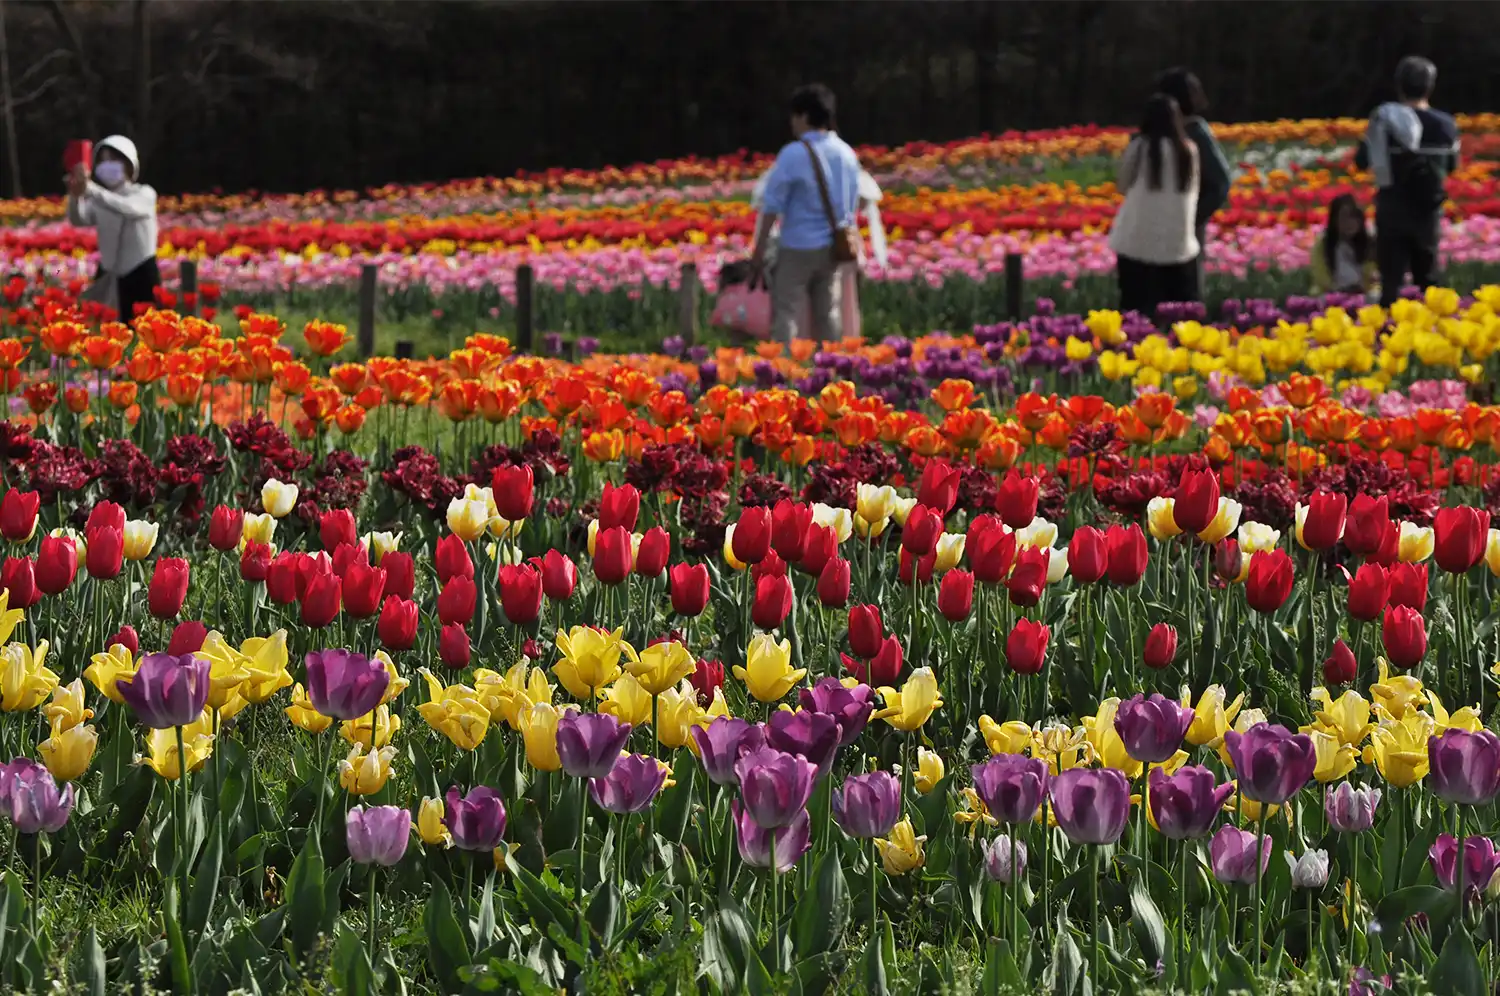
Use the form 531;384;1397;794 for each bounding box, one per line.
437;380;481;422
0;339;30;369
583;429;625;462
79;336;123;370
1014;392;1057;432
329;363;369;395
724;403;758;438
1279;373;1327;409
64;386;90;414
1134;392;1175;429
23;382;56;414
134;311;184;353
39;321;86;356
165;372;203;409
108;381;138;410
478;381;524;423
931;378;978;412
905;424;947;457
447;347;498;382
647;390;693;428
976;431;1020;470
940;408;996;450
335;403;367;434
272;361;312;396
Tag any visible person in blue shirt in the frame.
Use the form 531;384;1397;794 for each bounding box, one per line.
749;84;862;342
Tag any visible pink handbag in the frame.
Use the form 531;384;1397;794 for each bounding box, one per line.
710;282;772;339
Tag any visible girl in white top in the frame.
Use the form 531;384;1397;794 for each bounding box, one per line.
65;135;160;320
1109;95;1200;317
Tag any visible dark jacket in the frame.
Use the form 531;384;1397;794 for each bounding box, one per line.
1185;118;1232;231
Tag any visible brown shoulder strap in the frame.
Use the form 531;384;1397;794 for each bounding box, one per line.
800;138;841;232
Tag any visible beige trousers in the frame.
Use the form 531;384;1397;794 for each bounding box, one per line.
771;247;840;343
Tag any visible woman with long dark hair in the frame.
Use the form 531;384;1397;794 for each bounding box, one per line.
1310;193;1375;295
1109;94;1201;317
1156;68;1233;298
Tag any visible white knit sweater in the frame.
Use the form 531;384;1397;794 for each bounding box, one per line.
66;180;159;276
1109;138;1200;265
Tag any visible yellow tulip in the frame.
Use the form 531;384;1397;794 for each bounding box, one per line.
1196;498;1242;545
811;503;853;543
1237;521;1282;555
364;531;403;560
978;715;1032;755
194;632;254;711
953;787;999;836
704;686;732;720
915;748;945;793
1308;730;1357;783
338;743;396;796
0;640;57;712
141;713;214;780
1015;517;1057;550
599;674;653;727
1397;521;1433;563
1305;688;1374;747
1486;529;1500;577
373;651;409;705
446;496;491;542
890;496;918;527
721;524;748;571
1363;711;1434;788
218;689;252;724
242;512;277;545
553;626;635;700
235;631;293;704
340;705;401;749
655;679;709;750
1427;690;1484;732
733;633;804;703
414;796;452;846
874;818;927;876
853;513;889;540
475;661;553;729
933;533;966;573
856;483;897;524
86;646;137;705
285;682;333;734
874;667;944;732
42;678;93;732
39;723;97;781
1369;658;1426;720
1181;684;1244;748
417;669;490;751
1032;723;1092;774
1223;785;1288;826
0;590;23;646
520;701;573;772
1146;497;1181;540
121;519;159;561
261;479;299;518
628;640;697;696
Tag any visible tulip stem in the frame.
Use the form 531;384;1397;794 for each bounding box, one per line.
1178;842;1188;981
29;832;39;937
1009;830;1019;949
174;723;191;956
577;785;588;958
1346;833;1359;971
868;836;877;941
1089;845;1100;987
1253;810;1266;970
1456;809;1465;913
366;865;379;984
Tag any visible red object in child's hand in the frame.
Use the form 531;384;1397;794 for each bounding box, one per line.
62;140;92;173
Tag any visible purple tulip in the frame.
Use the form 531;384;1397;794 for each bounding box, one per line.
1048;768;1130;845
444;786;507;852
2;758;74;834
589;754;667;815
1148;766;1234;840
798;678;874;746
116;653;210;729
1427;729;1500;806
346;804;411;866
982;834;1027;884
732;800;811;873
1209;825;1272;885
1113;693;1196;764
735;747;817;829
555;712;632;780
1428;834;1500;900
1221;722;1316;805
765;710;841;778
832;771;900;839
304;649;389;722
689;717;764;786
970;754;1049;825
1324;782;1381;833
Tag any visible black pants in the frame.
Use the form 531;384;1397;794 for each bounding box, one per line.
1374;190;1440;307
1117;255;1197;319
97;257;161;320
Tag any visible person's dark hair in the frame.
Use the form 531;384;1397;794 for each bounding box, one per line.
789;84;836;130
1321;193;1371;272
1395;56;1437;101
1139;94;1195;192
1155;67;1208;119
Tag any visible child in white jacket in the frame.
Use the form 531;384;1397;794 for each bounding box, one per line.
65;134;159;320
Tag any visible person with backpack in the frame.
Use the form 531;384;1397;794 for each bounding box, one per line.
1354;56;1459;306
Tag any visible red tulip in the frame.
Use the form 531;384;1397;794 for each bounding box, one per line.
1245;549;1295;614
848;605;883;658
751;550;787;582
917;459;961;516
267;551;301;604
593;525;633;586
207;505;244;552
107;624;138;656
798;524;837;576
938;569;974;621
492;464;534;521
688;658;724;706
1386;562;1428;612
751;573;793;630
1105;524;1148;586
301;572;342;629
1300;491;1347;550
599;481;640;532
0;557;37;609
35;535;76;595
1369;520;1400;567
331;542;367;581
670;562;711;616
1006;618;1050;675
240;540;273;583
1342;494;1390;557
1172;468;1220;535
377;595;419;651
1381;605;1427;668
844;634;902;685
167;620;207;656
540;549;577;600
439;623;471;668
1347;562;1390;621
296;552;333;601
0;489;39;542
635;527;670;578
342;559;387;619
381;551;415;601
1212;538;1242;584
817;557;851;607
435;534;474;585
770;499;813;563
86;501;125;537
901;503;942;556
1068;526;1108;584
1433;506;1490;574
438;576;477;626
320;508;358;552
898;548;937;586
85;525;123;580
499;564;544;625
148;557;191;619
731;507;772;565
1143;622;1177;669
1006;546;1049;607
994;471;1039;529
968;514;1016;584
1323;639;1357;684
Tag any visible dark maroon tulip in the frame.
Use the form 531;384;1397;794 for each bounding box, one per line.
732;507;772;565
240;541;273;583
1342;494;1390;557
439;623;471;668
1323;639;1357;684
1143;622;1177;670
167;621;208;656
1381;605;1427;668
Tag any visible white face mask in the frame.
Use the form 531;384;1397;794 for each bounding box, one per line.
94;160;127;188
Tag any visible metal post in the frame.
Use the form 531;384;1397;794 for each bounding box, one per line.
357;263;377;357
678;262;700;346
179;259;197;316
516;263;534;352
1005;252;1024;320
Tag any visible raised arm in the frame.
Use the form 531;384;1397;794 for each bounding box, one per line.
82;181;156;220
